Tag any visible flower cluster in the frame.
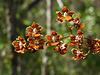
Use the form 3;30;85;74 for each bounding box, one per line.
86;38;100;54
69;30;84;46
12;6;100;60
46;30;67;55
71;48;86;60
12;22;45;53
56;6;100;60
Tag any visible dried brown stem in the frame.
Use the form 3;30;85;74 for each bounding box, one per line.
84;37;98;42
60;36;70;39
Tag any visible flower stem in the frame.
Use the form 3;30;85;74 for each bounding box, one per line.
65;20;73;34
85;50;90;56
60;36;70;39
82;45;90;49
84;37;98;42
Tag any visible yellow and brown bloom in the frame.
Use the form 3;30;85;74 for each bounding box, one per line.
87;39;100;54
26;22;43;39
53;42;67;55
71;48;86;60
74;17;85;29
56;6;75;22
69;35;78;46
69;30;84;51
69;35;83;46
12;36;28;53
45;30;62;46
27;38;45;53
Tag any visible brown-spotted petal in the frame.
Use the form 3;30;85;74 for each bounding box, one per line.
77;30;83;36
74;17;80;24
51;30;58;36
68;11;75;17
56;11;63;17
62;6;69;12
46;35;52;41
12;41;19;47
26;26;33;33
32;22;39;28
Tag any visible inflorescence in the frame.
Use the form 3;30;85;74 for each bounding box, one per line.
12;6;100;60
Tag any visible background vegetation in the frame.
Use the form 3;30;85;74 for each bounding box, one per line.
0;0;100;75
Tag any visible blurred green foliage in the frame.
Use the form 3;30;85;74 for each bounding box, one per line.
0;0;100;75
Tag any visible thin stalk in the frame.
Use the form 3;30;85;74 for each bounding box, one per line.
60;36;70;39
65;20;73;34
82;45;90;49
85;50;90;56
84;37;98;42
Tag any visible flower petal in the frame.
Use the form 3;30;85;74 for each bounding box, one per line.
62;6;69;12
32;22;39;28
51;30;57;36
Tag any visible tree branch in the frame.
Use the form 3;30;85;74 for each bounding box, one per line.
23;0;42;13
56;0;63;8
